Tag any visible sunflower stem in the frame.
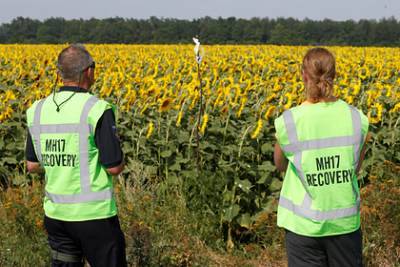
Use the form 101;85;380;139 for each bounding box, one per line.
195;61;204;172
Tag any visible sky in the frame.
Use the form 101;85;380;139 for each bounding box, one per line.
1;0;399;24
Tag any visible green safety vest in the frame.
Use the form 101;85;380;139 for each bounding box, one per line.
27;91;117;221
274;99;368;236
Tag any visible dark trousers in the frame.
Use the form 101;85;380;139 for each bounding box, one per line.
44;215;127;267
285;228;363;267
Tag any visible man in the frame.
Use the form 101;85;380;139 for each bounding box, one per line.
26;44;127;267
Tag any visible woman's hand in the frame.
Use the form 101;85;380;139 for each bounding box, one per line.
274;143;288;172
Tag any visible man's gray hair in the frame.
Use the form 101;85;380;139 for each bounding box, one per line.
57;44;93;82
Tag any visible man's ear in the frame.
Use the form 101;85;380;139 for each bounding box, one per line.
86;68;95;85
302;70;308;83
88;67;95;78
82;68;91;80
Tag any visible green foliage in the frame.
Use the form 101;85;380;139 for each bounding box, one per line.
357;99;400;183
1;87;399;251
0;74;398;261
113;103;284;249
2;16;400;46
0;180;49;266
1;165;398;266
0;97;398;265
360;162;400;267
0;87;27;186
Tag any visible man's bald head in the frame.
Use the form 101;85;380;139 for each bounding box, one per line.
57;44;93;82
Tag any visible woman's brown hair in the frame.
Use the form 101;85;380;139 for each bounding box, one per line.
302;47;336;102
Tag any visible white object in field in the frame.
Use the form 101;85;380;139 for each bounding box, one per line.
193;37;202;64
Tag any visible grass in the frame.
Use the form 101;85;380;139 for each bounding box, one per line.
360;161;400;267
0;160;399;266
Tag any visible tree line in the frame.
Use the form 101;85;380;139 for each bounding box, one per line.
1;16;400;46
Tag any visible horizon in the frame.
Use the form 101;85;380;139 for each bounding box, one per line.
1;0;399;24
2;15;400;25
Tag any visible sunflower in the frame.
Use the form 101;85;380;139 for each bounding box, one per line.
264;106;276;120
159;98;173;112
0;106;13;122
358;67;369;80
250;118;263;139
145;121;154;139
4;90;16;102
199;114;209;135
176;110;183;127
280;92;293;110
390;103;400;114
236;97;247;118
368;103;383;124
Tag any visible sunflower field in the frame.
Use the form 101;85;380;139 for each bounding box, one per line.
0;45;399;266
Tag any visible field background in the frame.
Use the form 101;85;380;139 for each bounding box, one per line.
0;45;399;266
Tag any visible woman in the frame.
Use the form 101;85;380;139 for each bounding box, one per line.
274;47;369;267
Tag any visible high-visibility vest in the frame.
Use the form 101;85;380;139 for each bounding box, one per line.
27;91;117;221
274;99;369;236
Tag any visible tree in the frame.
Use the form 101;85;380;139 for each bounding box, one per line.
0;16;400;45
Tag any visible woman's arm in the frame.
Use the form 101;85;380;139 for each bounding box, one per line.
274;143;288;172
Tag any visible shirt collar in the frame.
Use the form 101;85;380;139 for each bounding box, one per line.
59;86;88;93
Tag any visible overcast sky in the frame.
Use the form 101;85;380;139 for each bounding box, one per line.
1;0;399;23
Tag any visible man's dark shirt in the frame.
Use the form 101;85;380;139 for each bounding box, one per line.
25;86;123;168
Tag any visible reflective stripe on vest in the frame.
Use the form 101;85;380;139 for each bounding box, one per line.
279;105;363;221
29;96;113;204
